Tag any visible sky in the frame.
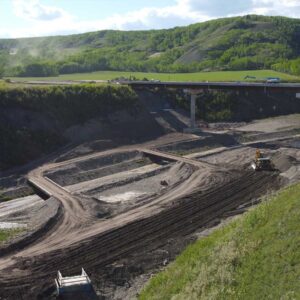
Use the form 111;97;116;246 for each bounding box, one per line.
0;0;300;38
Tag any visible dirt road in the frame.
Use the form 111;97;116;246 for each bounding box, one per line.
138;148;215;168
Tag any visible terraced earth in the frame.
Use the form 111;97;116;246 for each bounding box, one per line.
0;115;299;299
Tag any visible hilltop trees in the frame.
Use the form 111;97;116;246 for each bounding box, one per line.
17;62;59;77
272;58;300;76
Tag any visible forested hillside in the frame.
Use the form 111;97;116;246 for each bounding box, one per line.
0;15;300;77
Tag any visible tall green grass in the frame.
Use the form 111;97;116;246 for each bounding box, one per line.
139;184;300;300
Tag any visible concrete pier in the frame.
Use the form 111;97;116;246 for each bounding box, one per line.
182;89;203;133
190;93;196;129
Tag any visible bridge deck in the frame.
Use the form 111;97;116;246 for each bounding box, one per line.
124;80;300;92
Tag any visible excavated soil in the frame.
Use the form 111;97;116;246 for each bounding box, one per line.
0;169;282;299
0;114;300;300
77;162;195;218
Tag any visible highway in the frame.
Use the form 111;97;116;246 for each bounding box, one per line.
124;80;300;92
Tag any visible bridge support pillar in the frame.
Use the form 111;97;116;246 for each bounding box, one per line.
183;89;203;133
190;93;196;128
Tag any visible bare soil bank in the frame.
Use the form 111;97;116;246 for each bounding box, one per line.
2;88;300;172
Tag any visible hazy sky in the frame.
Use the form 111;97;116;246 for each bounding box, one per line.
0;0;300;38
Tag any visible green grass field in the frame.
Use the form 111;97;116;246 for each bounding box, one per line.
139;184;300;300
9;70;300;82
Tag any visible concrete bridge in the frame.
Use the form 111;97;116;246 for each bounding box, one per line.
123;80;300;131
125;80;300;92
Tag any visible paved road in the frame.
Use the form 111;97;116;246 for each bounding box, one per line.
124;80;300;92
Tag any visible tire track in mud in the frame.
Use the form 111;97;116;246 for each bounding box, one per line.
0;170;280;299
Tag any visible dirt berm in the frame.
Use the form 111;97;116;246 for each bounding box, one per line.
272;152;297;172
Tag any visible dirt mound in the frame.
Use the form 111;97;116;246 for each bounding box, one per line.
272;152;297;172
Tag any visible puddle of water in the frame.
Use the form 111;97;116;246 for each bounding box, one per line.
0;222;27;229
101;191;146;203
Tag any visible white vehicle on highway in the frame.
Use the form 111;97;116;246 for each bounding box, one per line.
266;77;281;83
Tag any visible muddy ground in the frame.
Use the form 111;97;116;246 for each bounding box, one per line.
0;114;299;300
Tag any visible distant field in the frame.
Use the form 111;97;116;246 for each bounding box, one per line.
9;70;300;82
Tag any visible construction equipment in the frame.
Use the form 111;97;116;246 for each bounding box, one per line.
251;149;275;171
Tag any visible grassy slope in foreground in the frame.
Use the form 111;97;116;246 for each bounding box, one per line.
139;184;300;300
9;70;300;82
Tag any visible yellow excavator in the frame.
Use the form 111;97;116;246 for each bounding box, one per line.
251;149;275;171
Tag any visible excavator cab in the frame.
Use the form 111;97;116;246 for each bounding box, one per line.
251;149;275;171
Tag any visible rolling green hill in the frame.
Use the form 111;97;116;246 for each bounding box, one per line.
1;15;300;77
